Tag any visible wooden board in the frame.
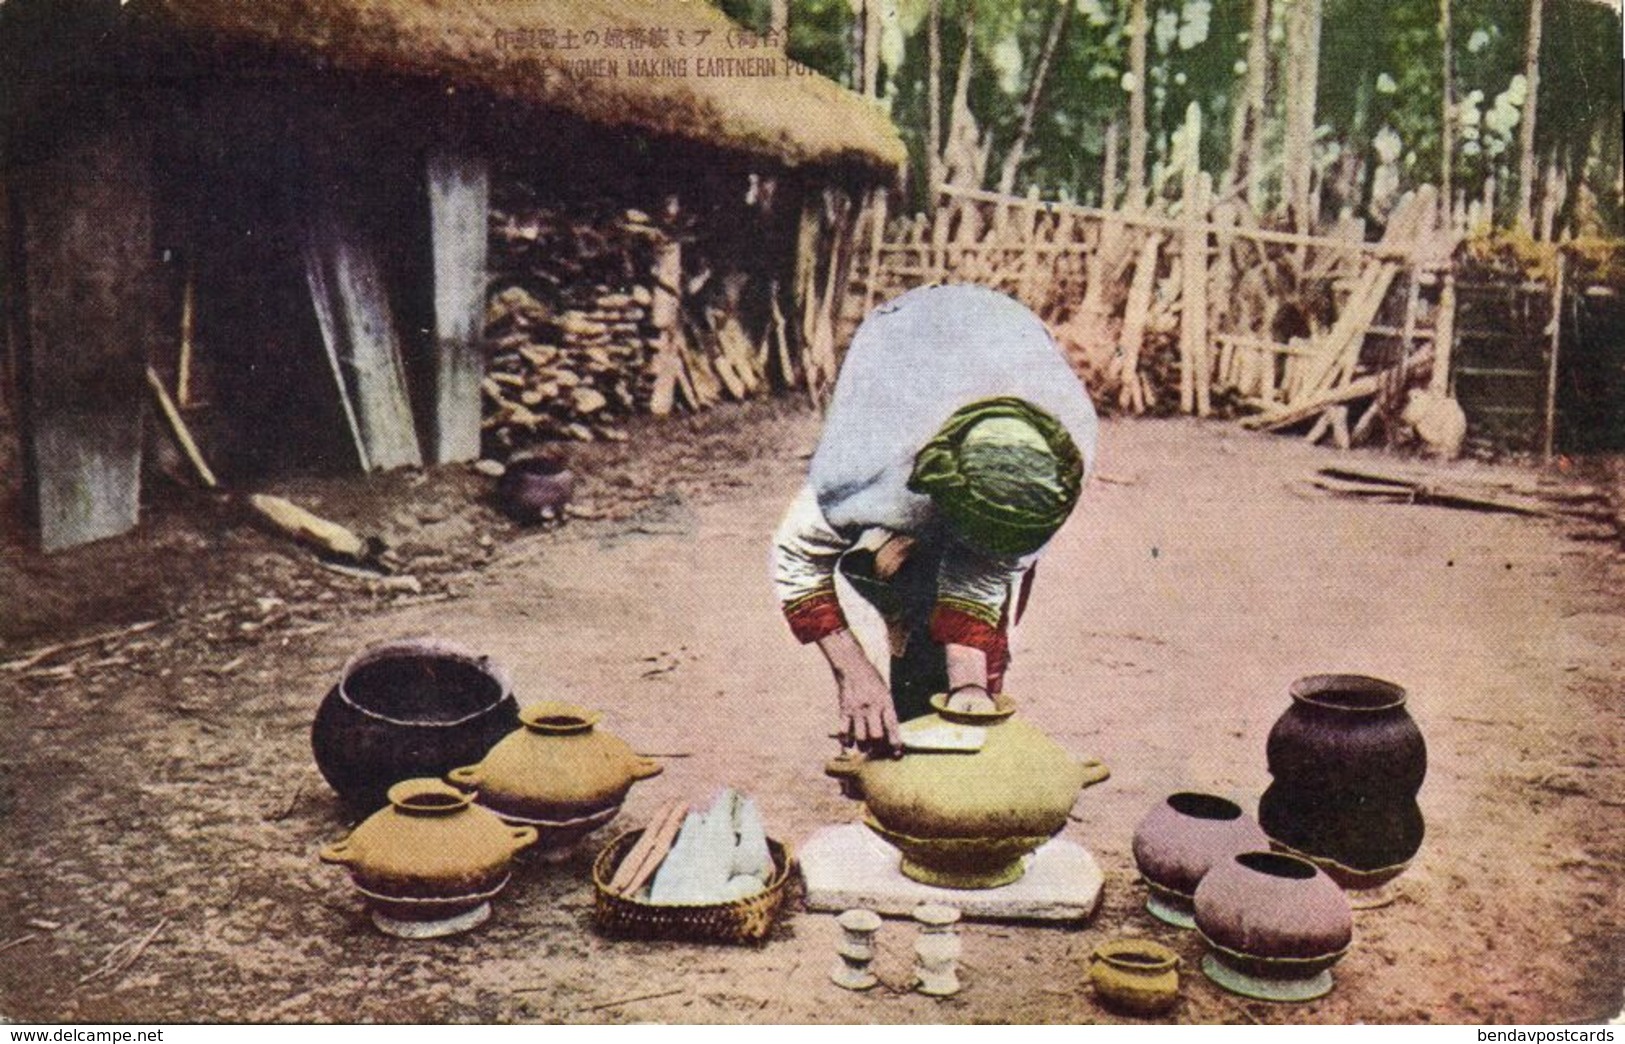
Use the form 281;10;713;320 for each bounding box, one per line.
304;200;423;471
425;149;490;464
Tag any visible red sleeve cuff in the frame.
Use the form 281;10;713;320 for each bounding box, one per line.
929;604;1003;655
783;591;848;644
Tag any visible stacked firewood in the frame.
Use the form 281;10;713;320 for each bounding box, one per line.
480;186;827;458
481;204;669;452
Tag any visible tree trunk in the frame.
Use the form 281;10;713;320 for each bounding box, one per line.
1516;0;1544;233
1225;0;1272;208
1126;0;1148;210
1440;0;1455;223
926;0;943;199
942;2;985;189
998;0;1074;196
862;0;882;98
1282;0;1323;231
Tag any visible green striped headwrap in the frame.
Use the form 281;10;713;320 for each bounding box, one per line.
908;397;1085;557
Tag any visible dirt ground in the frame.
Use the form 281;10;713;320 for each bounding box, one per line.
1;400;1622;1025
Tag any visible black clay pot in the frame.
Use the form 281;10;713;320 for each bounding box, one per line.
1258;781;1424;885
311;639;520;812
1265;674;1426;797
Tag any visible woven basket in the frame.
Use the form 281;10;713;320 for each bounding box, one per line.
591;828;795;945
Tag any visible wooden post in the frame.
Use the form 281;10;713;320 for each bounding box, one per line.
1118;235;1162;413
1178;103;1211;416
1543;251;1565;461
425;148;490;464
864;186;888;313
1429;270;1457;396
648;222;684;416
14;121;157;550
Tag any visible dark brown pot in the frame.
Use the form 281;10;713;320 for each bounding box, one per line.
1132;792;1270;927
311;639;519;812
1266;674;1426;797
1194;851;1352;978
1258;782;1424;888
498;456;575;524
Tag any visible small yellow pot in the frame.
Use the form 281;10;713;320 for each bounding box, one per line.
1089;938;1181;1017
319;778;537;934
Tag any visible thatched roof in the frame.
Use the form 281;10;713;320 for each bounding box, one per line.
125;0;907;176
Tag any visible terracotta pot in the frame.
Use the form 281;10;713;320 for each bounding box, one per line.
1089;938;1181;1017
448;702;663;844
1258;782;1424;890
1132;792;1270;928
319;778;537;935
1266;674;1426;797
826;693;1110;888
1193;851;1353;1003
311;638;519;812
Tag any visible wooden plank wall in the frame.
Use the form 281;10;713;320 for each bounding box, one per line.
12;122;159;550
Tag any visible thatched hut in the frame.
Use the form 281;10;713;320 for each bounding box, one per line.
0;0;904;550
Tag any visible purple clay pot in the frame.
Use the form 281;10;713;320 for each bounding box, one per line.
1132;792;1270;929
1194;851;1353;1003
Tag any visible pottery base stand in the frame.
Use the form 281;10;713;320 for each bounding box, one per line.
1201;953;1334;1003
370;902;492;939
800;822;1104;923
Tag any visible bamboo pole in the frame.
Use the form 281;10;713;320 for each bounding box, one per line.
1543;251;1565;461
1179;104;1211;416
177;257;196;407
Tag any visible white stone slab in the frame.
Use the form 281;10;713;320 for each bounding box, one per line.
798;822;1105;924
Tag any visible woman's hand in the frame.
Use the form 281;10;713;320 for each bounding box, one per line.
817;629;903;755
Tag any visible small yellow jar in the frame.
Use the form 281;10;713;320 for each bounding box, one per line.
1089;938;1181;1017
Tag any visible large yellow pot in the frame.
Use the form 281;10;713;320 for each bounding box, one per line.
448;702;663;846
826;694;1109;888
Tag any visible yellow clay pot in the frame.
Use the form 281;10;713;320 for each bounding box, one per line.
826;693;1109;888
448;702;663;828
1089;939;1181;1017
319;778;537;900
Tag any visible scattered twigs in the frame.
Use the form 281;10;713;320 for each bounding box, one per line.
0;934;40;955
1;621;158;674
77;917;169;987
577;987;685;1013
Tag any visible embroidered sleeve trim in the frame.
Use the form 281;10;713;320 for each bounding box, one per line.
783;589;848;644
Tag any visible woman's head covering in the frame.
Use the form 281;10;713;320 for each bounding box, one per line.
907;396;1084;556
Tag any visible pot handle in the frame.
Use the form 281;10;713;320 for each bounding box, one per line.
630;757;664;781
446;765;482;788
824;754;865;780
509;826;539;852
318;841;355;866
1076;758;1111;788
